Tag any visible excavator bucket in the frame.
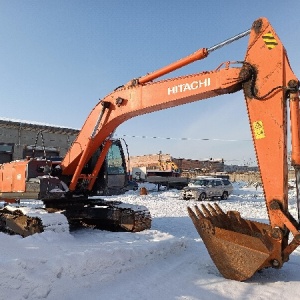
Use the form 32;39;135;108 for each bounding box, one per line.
188;203;282;281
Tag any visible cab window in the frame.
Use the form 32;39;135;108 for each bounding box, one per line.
107;143;125;175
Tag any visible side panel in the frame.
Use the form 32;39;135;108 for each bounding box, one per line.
0;162;27;193
0;164;13;192
12;163;27;192
0;160;50;194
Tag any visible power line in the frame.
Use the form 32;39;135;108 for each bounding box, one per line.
114;133;251;142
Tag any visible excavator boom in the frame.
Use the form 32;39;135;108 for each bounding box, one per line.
62;65;245;185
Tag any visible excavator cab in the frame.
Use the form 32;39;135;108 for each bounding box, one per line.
88;139;129;196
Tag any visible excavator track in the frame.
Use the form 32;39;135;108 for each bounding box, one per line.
115;202;152;232
55;199;152;233
0;205;69;237
0;198;151;237
0;208;42;237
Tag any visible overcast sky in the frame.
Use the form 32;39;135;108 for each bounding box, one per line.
0;1;299;166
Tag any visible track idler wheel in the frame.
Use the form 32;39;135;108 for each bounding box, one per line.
188;203;284;281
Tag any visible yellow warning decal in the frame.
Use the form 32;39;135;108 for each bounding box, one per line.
262;32;278;49
253;121;265;139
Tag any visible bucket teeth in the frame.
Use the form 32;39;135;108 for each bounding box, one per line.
194;205;204;218
188;203;281;281
200;204;212;217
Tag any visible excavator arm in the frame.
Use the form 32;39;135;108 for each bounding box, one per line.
243;17;300;274
188;18;300;281
61;17;300;280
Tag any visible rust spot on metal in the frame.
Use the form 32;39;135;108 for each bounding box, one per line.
271;228;283;241
269;200;281;210
252;18;263;34
139;187;148;195
239;63;253;83
240;63;258;99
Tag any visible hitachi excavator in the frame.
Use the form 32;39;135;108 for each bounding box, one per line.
0;17;299;281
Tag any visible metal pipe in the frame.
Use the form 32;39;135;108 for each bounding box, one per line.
138;48;208;84
294;169;300;223
91;102;110;138
290;91;300;223
208;29;251;53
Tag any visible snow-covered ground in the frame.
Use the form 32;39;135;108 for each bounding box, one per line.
1;182;300;300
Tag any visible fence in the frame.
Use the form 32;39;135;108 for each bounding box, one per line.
229;171;295;183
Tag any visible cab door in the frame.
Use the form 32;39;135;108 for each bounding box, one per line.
206;179;216;198
213;179;223;197
106;140;127;194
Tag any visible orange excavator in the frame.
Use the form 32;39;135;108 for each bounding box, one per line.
0;17;299;281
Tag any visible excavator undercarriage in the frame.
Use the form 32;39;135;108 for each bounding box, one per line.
0;198;151;237
0;139;152;237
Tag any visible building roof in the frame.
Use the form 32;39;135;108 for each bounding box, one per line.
0;117;79;135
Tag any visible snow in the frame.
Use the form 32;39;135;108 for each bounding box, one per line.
1;182;300;300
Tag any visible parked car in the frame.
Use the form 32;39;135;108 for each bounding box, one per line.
180;177;233;201
124;180;139;191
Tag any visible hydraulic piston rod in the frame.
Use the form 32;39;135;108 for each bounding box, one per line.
135;28;250;85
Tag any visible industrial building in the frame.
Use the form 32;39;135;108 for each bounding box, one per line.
129;152;225;179
0;118;78;163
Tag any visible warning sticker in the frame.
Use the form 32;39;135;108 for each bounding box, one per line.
262;32;278;50
253;121;265;139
